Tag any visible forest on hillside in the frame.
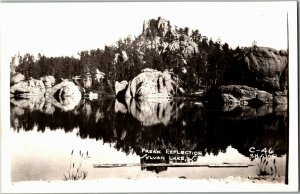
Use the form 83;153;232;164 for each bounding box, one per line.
10;19;251;93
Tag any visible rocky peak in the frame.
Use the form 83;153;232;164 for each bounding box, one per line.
142;17;171;38
138;17;198;58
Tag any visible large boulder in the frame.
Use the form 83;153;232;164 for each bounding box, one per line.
10;77;45;96
50;80;82;111
50;80;81;97
273;91;288;105
219;85;273;105
11;73;25;85
10;78;82;112
115;80;128;95
237;46;288;91
118;68;179;99
215;85;287;110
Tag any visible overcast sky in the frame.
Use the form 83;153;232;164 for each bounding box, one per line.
1;2;292;61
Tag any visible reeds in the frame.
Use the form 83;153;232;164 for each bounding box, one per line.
64;149;90;181
257;156;277;176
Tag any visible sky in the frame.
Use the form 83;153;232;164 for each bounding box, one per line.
0;2;292;61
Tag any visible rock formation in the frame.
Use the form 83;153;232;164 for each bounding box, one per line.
116;68;180;99
115;80;128;95
215;85;287;110
114;50;129;64
136;17;198;59
142;17;171;38
219;85;273;105
10;77;45;97
50;80;81;98
11;73;25;85
48;80;82;111
11;77;82;111
236;46;288;91
273;90;288;105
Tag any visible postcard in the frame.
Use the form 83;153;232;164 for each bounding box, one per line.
1;1;298;192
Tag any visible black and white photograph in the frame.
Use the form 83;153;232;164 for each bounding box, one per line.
0;1;298;192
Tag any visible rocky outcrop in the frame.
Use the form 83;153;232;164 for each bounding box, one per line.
117;68;180;99
136;17;198;59
236;46;288;91
49;80;82;111
219;85;273;105
10;78;45;96
11;78;82;111
273;91;288;105
115;80;128;95
217;85;287;109
11;73;25;85
10;75;56;97
142;17;171;38
114;51;128;64
50;80;81;98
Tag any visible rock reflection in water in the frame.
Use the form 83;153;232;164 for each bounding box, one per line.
11;95;81;114
115;98;182;126
220;103;287;120
10;97;288;174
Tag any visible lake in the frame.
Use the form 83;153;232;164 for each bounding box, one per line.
10;97;288;183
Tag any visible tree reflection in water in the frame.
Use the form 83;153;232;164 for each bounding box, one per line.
10;97;288;173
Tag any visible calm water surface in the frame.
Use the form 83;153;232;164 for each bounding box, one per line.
10;97;288;182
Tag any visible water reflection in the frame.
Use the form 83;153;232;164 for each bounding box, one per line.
10;98;287;180
11;97;288;160
220;103;287;120
115;98;182;126
10;94;81;114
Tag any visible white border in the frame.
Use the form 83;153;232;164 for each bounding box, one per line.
286;1;299;191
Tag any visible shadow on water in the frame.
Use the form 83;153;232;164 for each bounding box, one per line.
10;97;288;174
